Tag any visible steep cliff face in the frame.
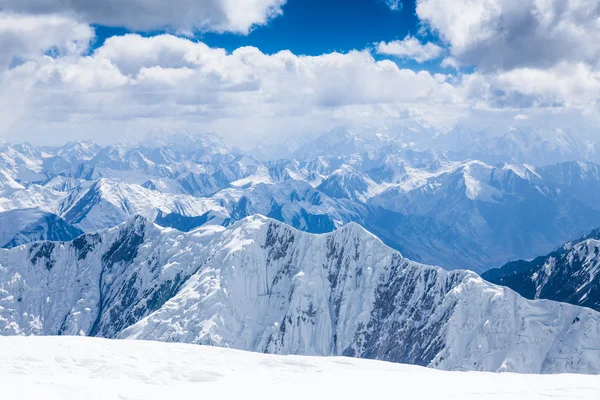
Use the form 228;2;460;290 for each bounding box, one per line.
1;216;600;374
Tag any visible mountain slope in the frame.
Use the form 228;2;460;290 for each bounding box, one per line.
1;216;599;373
483;228;600;312
0;169;25;197
0;209;49;246
3;214;83;248
316;166;376;202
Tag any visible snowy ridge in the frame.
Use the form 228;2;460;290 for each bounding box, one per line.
1;216;599;373
58;178;226;231
0;169;25;197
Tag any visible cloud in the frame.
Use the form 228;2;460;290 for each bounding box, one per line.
0;27;463;144
2;6;600;145
416;0;600;70
377;36;444;63
0;12;93;69
384;0;403;11
0;0;286;34
0;13;94;136
461;62;600;110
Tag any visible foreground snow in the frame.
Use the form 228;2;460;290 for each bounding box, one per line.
1;337;598;400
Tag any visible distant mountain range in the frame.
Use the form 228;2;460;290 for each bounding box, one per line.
483;227;600;312
2;129;600;271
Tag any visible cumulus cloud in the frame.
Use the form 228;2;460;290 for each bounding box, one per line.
2;2;600;144
416;0;600;70
0;13;94;137
462;62;600;110
377;36;444;63
0;13;93;69
42;34;459;105
0;0;286;34
0;28;463;144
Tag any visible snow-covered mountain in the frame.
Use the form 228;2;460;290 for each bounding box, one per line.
0;144;46;183
316;165;377;202
483;227;600;312
0;169;24;197
370;161;600;270
2;213;83;249
1;216;600;374
137;131;232;158
0;209;81;248
58;178;225;231
536;161;600;209
3;133;600;272
0;209;50;246
43;141;103;176
293;127;410;160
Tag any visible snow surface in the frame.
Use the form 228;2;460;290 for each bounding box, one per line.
2;336;599;400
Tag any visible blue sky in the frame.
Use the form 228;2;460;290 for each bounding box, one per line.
200;0;420;55
93;0;443;71
94;1;421;55
91;0;450;73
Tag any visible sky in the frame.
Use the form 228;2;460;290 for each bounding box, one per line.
0;0;599;146
95;0;423;56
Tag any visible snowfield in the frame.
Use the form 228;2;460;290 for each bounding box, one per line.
1;336;599;400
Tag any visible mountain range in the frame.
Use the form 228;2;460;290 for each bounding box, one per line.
3;127;600;374
1;216;599;374
3;129;600;271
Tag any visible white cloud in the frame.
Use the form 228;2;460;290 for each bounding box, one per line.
416;0;600;70
0;13;94;137
440;57;459;69
0;0;286;34
384;0;403;11
0;13;93;69
0;28;463;144
461;61;600;110
2;5;600;145
377;36;444;63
